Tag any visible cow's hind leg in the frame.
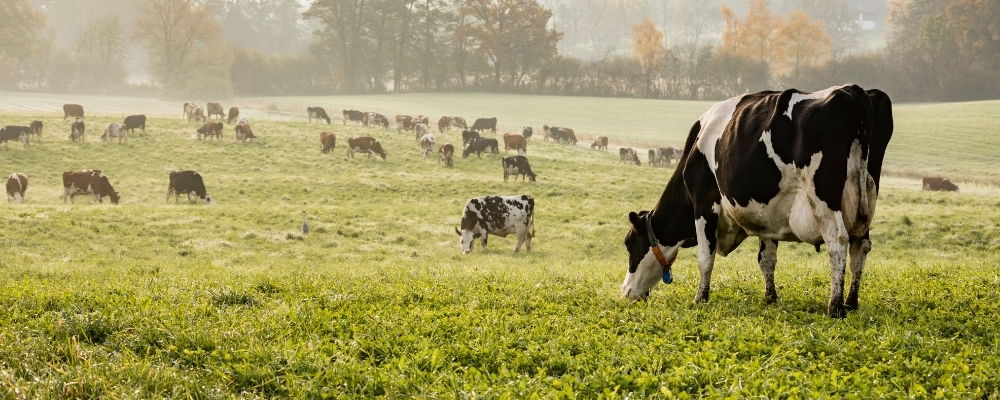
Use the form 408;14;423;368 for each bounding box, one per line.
845;232;872;311
693;214;718;303
758;239;779;304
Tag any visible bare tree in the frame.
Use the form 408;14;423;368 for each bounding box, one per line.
76;15;128;91
133;0;222;86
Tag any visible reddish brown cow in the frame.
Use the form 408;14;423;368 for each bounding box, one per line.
6;173;28;203
63;104;84;122
347;136;387;160
320;131;336;153
438;143;454;167
197;122;224;140
503;133;527;155
235;122;256;143
227;107;240;124
62;170;120;204
438;116;452;132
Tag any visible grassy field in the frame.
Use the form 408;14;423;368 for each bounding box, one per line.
0;111;998;397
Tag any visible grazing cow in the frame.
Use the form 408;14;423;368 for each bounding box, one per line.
543;125;572;143
62;170;120;204
63;104;84;122
362;112;373;127
347;136;387;160
420;133;436;157
309;107;331;124
197;122;224;140
462;130;480;148
206;102;225;119
29;121;43;140
648;149;662;166
438;116;452;132
320;132;337;153
455;195;535;254
417;115;430;125
123;115;146;134
522;127;533;140
591;136;608;151
102;122;128;144
658;147;681;165
450;117;468;130
237;116;250;126
398;116;418;132
6;173;28;203
370;113;390;129
183;102;197;118
189;106;205;124
470;117;497;134
503;133;527;155
0;126;30;149
343;110;364;125
502;155;537;182
619;147;640;165
620;85;893;319
414;123;429;141
235;122;256;143
227;107;240;124
438;143;454;167
71;119;85;142
562;128;578;144
167;171;212;204
463;138;500;159
922;177;959;192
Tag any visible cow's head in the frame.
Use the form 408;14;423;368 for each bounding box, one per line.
527;172;537;182
454;227;477;254
203;192;213;204
110;192;121;204
621;211;681;301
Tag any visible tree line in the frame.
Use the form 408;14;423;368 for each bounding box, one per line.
0;0;997;102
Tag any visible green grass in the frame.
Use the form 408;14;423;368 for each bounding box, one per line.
1;112;999;397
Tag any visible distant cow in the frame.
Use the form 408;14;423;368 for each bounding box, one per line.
227;107;240;124
502;155;537;182
343;110;364;125
123;115;146;134
197;122;224;140
29;121;43;140
450;117;468;130
561;128;578;144
503;133;527;155
309;107;331;124
167;171;212;204
522;127;533;140
102;122;128;144
414;123;429;141
398;116;418;132
463;138;499;159
207;102;225;119
438;143;454;167
63;104;84;122
455;195;535;253
62;170;119;204
320;132;337;153
420;133;436;157
658;147;681;165
417;115;430;125
347;136;387;160
470;117;497;134
648;149;661;166
6;173;28;203
183;102;197;118
619;147;640;165
922;177;959;192
237;116;250;126
0;126;30;149
438;116;453;132
462;130;480;148
189;106;205;124
591;136;608;151
235;122;256;143
543;125;573;143
71;119;85;142
370;113;390;129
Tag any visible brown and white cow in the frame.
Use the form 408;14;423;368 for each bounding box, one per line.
619;147;641;165
503;133;527;155
591;136;608;151
438;143;454;167
206;102;225;119
922;177;959;192
71;119;85;142
397;116;418;132
189;106;206;124
370;113;390;129
6;173;28;203
450;117;468;131
420;133;436;157
62;170;120;204
184;102;197;118
227;107;240;124
438;116;453;132
417;115;430;126
102;122;128;144
197;122;224;140
63;104;84;122
648;149;662;166
414;123;429;141
320;131;336;153
347;136;387;160
235;122;256;143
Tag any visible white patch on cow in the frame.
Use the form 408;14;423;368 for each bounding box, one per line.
13;193;21;202
620;240;683;300
696;96;743;175
204;192;213;204
783;86;840;120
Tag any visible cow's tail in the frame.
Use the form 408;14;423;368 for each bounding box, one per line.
844;84;874;222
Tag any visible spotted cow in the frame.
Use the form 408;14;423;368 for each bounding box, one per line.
502;155;537;182
455;195;535;254
0;126;30;149
309;107;331;124
620;85;893;319
463;137;499;159
420;133;436;157
102;122;128;144
618;147;640;165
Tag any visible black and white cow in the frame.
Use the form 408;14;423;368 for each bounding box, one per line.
502;155;537;182
455;195;535;254
309;107;331;124
167;171;212;204
463;138;499;158
621;85;893;318
462;130;480;148
0;126;30;149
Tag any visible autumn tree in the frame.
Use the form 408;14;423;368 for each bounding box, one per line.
133;0;227;95
632;17;665;96
721;0;780;67
457;0;561;88
777;10;832;77
75;15;128;91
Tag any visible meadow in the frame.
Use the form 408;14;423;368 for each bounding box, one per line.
0;101;998;397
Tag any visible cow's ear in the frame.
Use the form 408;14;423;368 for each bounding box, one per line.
628;212;643;230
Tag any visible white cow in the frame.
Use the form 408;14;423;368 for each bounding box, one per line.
455;195;535;254
420;133;435;157
102;122;128;144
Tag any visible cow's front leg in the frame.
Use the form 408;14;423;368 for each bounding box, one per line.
824;220;850;318
846;232;872;311
758;239;779;304
693;214;718;303
480;233;488;252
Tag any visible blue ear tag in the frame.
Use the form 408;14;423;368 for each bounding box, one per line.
662;269;673;284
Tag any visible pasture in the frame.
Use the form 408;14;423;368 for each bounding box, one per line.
0;102;999;397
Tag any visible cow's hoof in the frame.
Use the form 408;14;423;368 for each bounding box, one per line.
845;297;859;311
764;293;778;305
693;290;710;303
827;302;847;319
